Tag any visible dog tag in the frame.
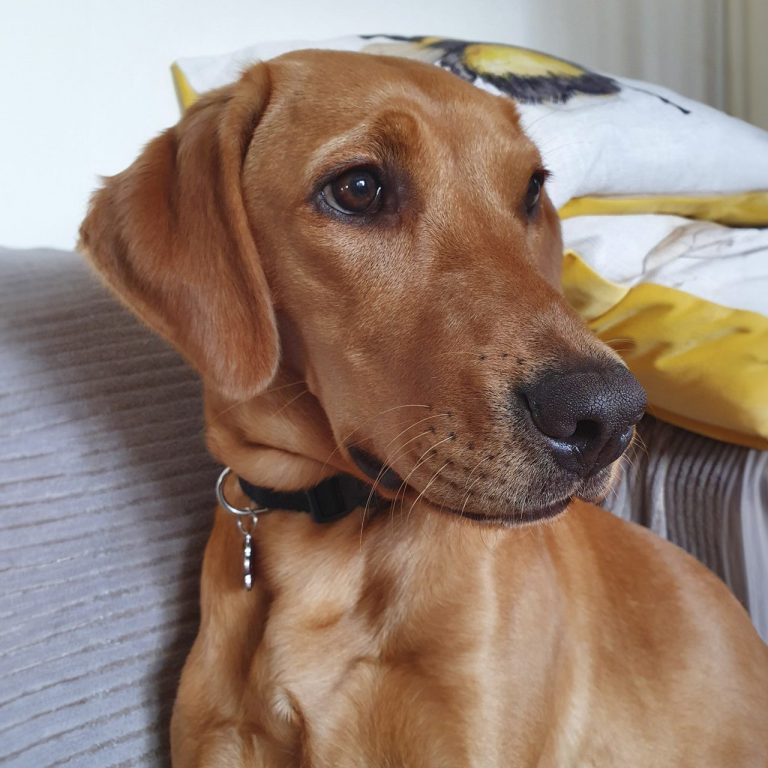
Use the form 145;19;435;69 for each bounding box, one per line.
237;515;258;591
243;532;254;590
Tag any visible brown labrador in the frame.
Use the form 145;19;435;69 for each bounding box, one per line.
79;50;768;767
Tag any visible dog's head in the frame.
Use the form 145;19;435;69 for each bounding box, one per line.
80;50;645;525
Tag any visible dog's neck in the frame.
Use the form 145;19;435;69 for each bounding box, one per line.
203;370;358;493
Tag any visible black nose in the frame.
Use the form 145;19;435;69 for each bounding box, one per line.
520;364;646;477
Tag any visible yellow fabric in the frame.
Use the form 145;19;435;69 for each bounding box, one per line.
560;193;768;227
562;251;768;450
171;63;198;111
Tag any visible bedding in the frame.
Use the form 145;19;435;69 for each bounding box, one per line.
0;247;765;766
173;35;768;222
561;215;768;448
172;35;768;450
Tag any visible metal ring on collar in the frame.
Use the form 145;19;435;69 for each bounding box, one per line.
215;467;270;518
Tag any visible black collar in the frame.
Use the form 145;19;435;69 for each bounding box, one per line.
238;473;383;524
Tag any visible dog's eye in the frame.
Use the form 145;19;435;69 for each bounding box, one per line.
323;169;382;215
525;171;546;214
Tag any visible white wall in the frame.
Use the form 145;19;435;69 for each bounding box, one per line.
0;0;761;250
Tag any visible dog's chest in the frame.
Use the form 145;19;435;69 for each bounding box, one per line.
263;640;527;767
254;569;565;767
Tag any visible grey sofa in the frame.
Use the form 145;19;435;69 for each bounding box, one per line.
1;247;765;766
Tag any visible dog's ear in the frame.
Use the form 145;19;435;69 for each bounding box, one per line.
79;65;279;400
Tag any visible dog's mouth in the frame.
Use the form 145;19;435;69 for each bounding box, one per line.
348;446;404;491
445;497;571;525
348;445;573;526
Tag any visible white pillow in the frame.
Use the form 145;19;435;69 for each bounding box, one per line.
174;34;768;222
172;35;768;449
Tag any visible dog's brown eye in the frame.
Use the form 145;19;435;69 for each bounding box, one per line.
525;172;545;214
323;169;382;215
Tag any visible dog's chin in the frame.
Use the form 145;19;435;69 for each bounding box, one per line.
349;444;621;528
575;464;620;505
418;464;617;528
448;497;572;527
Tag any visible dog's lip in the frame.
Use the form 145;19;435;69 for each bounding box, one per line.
434;497;571;526
348;446;403;491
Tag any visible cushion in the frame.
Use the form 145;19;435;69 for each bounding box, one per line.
0;247;217;766
172;35;768;450
561;215;768;449
173;35;768;223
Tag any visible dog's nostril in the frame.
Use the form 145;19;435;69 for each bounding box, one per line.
519;363;646;477
571;419;601;446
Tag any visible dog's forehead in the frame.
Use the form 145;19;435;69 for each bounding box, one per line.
257;50;537;169
265;50;522;125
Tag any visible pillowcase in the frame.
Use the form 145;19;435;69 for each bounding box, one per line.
172;35;768;449
173;34;768;224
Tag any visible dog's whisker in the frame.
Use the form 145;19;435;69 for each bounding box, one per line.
341;404;433;443
518;106;573;133
392;436;455;513
319;404;434;472
379;413;452;456
620;451;638;472
461;454;491;492
208;379;306;424
406;462;450;522
270;387;310;417
361;429;433;523
358;419;451;541
263;379;307;394
459;458;494;517
630;430;649;458
600;337;637;355
383;428;434;469
531;137;594;157
208;379;306;425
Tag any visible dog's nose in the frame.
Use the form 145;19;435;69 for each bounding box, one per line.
520;364;646;477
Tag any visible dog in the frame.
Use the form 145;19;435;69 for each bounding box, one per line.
80;50;768;767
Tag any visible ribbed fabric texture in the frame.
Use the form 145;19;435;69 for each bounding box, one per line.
0;248;217;767
1;247;765;765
